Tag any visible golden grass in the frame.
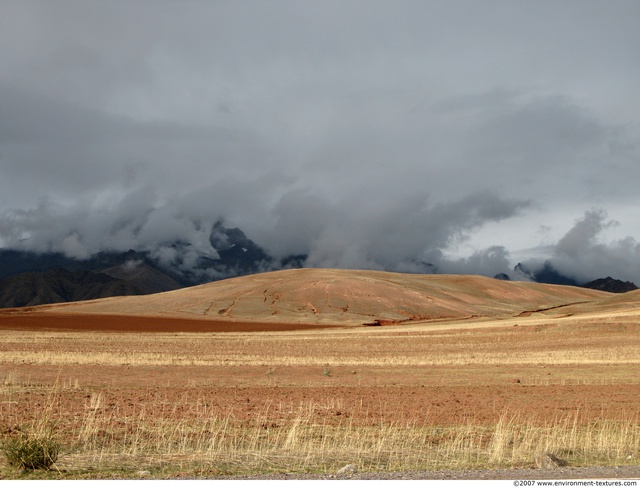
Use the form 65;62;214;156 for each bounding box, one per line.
2;347;640;367
2;309;640;477
2;316;640;367
2;389;639;477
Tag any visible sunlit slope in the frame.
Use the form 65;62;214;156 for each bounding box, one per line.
532;288;640;321
34;268;608;326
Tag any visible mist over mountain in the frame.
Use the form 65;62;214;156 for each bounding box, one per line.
513;210;640;287
0;221;305;307
514;262;579;287
6;191;640;290
0;221;299;285
1;212;638;309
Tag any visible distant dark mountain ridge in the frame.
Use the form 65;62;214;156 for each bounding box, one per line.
514;261;637;293
0;248;153;280
0;268;144;308
99;261;182;294
582;276;638;293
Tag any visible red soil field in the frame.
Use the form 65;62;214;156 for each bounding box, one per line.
0;311;339;332
3;363;638;429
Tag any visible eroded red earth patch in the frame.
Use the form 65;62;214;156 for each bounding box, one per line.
0;312;340;332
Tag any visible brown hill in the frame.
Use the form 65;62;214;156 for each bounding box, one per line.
8;269;610;329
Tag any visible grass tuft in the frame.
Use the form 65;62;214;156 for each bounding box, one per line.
1;430;61;471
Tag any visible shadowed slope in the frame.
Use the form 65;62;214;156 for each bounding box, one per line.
6;268;609;328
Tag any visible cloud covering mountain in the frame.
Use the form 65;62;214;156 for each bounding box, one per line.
1;1;640;282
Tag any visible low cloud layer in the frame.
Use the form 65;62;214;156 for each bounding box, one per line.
1;2;640;283
519;210;640;284
5;186;640;285
0;184;530;277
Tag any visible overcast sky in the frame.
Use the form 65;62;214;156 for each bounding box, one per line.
1;1;640;282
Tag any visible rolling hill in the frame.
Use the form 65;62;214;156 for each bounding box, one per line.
1;268;613;330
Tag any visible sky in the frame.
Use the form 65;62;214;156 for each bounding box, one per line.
1;0;640;283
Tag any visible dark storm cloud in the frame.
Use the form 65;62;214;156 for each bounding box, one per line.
0;80;286;211
429;91;633;203
264;189;530;272
1;1;640;281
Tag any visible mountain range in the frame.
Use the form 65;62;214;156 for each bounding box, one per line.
0;221;636;308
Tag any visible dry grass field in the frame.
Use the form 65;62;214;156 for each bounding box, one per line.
1;269;639;478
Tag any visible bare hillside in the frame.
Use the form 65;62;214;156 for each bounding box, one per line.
17;268;608;326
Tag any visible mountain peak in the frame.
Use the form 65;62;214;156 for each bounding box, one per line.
582;276;638;293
